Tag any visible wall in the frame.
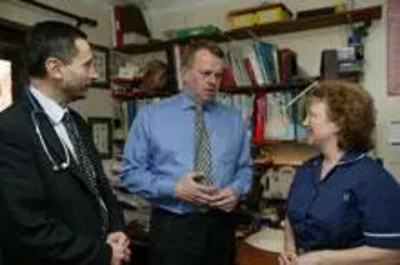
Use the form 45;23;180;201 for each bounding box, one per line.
146;0;400;178
0;0;114;119
3;0;399;177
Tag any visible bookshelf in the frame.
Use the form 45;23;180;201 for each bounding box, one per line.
109;5;382;227
111;77;315;100
220;78;316;94
112;77;143;84
115;5;382;55
112;89;176;99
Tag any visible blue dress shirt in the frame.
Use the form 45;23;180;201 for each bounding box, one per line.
287;151;400;252
119;92;253;214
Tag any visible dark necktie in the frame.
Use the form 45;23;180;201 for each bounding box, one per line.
62;112;109;234
193;102;213;186
63;113;98;191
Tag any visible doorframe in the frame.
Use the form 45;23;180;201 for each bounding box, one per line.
0;18;29;101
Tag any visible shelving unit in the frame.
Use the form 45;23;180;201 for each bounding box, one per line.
219;78;316;94
111;77;316;99
110;5;382;233
111;76;143;84
112;89;177;99
116;5;382;55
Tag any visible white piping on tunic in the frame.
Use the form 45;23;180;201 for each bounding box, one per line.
337;153;367;166
364;232;400;238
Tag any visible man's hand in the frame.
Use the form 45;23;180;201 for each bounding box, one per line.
174;173;217;205
209;187;239;212
107;232;131;265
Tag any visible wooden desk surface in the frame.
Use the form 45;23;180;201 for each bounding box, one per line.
237;241;280;265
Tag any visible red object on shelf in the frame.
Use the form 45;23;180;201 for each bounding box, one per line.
112;90;147;98
253;94;266;145
111;5;151;48
112;76;143;84
221;66;237;88
111;89;176;99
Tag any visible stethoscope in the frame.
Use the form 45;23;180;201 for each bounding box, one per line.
27;91;71;172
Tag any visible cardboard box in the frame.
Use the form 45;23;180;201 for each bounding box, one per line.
256;3;293;25
227;3;292;30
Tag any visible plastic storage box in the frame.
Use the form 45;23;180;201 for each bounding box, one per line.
227;3;292;30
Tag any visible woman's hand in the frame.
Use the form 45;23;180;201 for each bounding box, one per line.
279;252;323;265
279;252;298;265
297;252;322;265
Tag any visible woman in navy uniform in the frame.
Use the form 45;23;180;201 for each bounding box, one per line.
280;81;400;264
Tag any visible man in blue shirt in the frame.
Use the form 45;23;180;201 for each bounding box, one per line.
120;41;253;265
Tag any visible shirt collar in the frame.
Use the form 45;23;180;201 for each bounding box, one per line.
313;150;367;167
179;90;217;111
337;150;367;166
30;87;68;125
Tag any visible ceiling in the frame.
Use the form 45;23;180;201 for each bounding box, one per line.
82;0;235;11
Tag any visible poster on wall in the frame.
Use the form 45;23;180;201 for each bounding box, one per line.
91;45;110;88
388;0;400;96
88;117;112;159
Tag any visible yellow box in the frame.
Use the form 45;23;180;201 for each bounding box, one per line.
229;13;257;29
256;5;292;25
227;3;292;30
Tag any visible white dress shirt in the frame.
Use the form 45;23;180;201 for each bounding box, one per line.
30;87;77;159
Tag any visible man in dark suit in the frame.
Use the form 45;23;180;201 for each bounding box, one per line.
0;21;130;265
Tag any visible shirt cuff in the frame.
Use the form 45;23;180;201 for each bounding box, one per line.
156;178;176;198
365;232;400;249
229;181;248;201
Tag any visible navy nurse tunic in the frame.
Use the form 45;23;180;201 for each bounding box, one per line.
287;151;400;253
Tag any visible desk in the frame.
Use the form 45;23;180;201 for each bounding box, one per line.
126;222;283;265
237;241;280;265
237;227;283;265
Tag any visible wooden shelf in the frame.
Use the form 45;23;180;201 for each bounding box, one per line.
220;78;315;94
112;78;315;99
112;76;143;84
117;39;165;54
253;139;303;147
112;89;177;99
116;5;382;55
253;142;318;167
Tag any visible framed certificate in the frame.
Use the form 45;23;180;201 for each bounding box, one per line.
88;117;112;159
91;44;110;88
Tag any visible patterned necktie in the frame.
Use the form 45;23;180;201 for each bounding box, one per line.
63;113;98;192
193;102;213;186
62;112;109;235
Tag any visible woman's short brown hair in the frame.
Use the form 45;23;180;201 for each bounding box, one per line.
308;80;376;152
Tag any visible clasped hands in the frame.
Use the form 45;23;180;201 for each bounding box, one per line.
107;232;131;265
174;172;239;212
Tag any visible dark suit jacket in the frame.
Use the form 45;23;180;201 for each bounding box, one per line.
0;92;124;265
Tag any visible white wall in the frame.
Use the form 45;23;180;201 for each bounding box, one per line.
146;0;400;177
3;0;399;176
0;0;114;119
